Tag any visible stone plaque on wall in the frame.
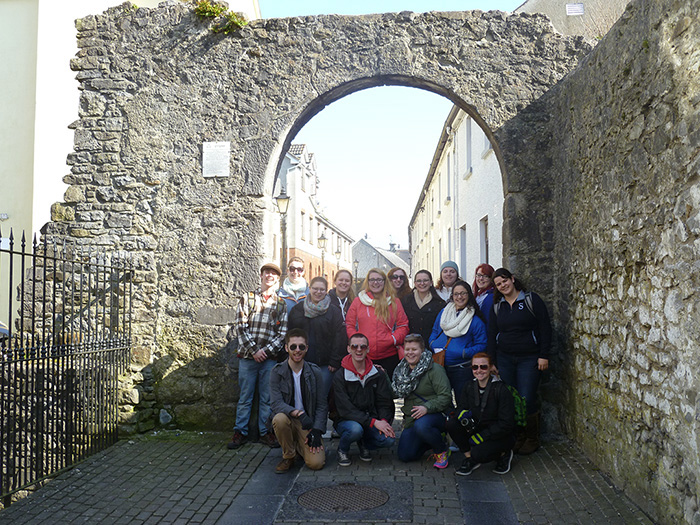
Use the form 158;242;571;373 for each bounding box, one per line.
202;141;230;178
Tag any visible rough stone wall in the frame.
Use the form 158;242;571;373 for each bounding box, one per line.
45;1;590;433
540;0;699;522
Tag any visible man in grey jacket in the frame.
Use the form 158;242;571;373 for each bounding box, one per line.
270;328;327;473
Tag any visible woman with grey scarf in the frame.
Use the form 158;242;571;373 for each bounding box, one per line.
288;277;347;397
391;334;452;469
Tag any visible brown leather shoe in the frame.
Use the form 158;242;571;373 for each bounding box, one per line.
259;433;281;448
275;457;296;474
227;431;248;450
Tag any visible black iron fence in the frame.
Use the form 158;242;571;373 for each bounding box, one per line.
0;229;132;505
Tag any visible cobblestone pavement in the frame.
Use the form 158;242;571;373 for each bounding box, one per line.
0;432;654;525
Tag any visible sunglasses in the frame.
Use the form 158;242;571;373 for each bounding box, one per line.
289;266;304;273
471;364;489;371
288;343;307;351
350;343;369;350
391;275;405;280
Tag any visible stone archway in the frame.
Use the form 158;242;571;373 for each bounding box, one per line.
46;3;590;430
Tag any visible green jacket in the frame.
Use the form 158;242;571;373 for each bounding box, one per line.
401;362;452;428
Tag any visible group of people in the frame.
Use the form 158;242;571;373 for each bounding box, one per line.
229;256;551;476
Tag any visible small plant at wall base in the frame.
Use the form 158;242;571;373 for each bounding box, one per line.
193;0;248;34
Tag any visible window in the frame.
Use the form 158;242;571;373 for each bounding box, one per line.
301;169;306;192
446;153;452;203
465;117;473;178
479;216;489;264
460;225;467;276
300;211;306;241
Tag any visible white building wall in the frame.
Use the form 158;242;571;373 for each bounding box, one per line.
410;108;502;283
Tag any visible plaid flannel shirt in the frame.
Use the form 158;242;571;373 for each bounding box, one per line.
236;288;287;360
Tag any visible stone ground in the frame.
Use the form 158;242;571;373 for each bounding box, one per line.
0;430;654;525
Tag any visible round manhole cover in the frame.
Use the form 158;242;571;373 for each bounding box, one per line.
298;483;389;512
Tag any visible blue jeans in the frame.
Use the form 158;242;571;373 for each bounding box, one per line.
334;420;395;453
445;363;473;401
234;357;276;436
397;413;447;462
496;352;540;415
317;366;334;400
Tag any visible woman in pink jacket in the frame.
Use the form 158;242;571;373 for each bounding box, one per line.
346;268;409;378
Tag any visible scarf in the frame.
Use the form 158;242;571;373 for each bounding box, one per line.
391;350;433;398
283;277;308;298
359;290;392;307
413;289;432;309
304;294;331;318
439;302;475;338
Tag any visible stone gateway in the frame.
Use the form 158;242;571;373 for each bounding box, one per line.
42;1;699;523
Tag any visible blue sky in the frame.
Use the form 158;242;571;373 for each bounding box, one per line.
260;1;523;250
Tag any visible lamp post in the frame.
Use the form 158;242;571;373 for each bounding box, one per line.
317;231;328;278
353;259;359;290
335;247;342;270
275;189;290;279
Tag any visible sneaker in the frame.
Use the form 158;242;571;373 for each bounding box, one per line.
455;457;480;476
357;442;372;462
493;450;513;475
275;457;296;474
432;450;450;469
258;433;281;448
337;449;351;467
227;431;248;449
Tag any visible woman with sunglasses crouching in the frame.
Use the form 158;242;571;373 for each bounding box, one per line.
391;334;452;469
446;352;515;476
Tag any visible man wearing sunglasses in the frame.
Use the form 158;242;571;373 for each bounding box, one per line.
330;333;396;467
269;328;327;473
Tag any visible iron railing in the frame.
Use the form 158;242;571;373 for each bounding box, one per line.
0;229;132;505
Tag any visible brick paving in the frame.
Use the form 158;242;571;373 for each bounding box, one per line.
0;431;653;524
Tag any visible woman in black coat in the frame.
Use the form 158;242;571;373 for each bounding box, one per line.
401;269;446;344
446;352;516;476
288;276;347;397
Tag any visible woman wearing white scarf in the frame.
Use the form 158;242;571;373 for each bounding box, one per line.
428;280;487;399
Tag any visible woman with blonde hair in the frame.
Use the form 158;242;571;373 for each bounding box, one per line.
346;268;409;378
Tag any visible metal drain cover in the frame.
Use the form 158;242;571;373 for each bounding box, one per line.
298;483;389;512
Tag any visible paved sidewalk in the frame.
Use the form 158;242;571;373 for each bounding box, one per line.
0;431;653;524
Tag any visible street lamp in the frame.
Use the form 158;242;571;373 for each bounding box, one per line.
335;247;342;270
353;259;359;289
275;189;290;279
317;231;328;278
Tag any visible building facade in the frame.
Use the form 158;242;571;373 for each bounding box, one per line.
409;107;503;282
265;144;354;282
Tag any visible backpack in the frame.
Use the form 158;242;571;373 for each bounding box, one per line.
494;291;534;317
504;384;527;427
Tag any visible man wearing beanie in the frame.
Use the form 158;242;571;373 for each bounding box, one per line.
229;262;287;450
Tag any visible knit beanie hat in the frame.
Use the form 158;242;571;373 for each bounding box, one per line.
440;260;459;273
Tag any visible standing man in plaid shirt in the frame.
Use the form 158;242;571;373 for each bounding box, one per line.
228;262;288;449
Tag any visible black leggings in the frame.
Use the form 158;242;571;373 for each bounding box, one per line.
446;416;515;463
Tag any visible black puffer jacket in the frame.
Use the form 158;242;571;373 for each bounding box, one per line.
288;302;347;369
401;292;446;345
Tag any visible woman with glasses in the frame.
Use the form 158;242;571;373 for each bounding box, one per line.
346;268;409;378
278;257;310;312
472;264;495;326
328;269;356;325
429;280;487;398
488;268;551;455
401;270;446;345
387;267;412;300
391;334;452;469
436;261;461;302
288;277;347;397
445;352;516;476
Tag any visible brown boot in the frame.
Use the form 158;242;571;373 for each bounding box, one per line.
518;412;540;455
512;426;526;454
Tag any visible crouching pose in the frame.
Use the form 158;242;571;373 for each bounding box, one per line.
331;333;396;467
446;352;516;475
391;334;452;468
270;329;327;473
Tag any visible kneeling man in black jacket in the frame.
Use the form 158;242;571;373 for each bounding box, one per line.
270;328;327;473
